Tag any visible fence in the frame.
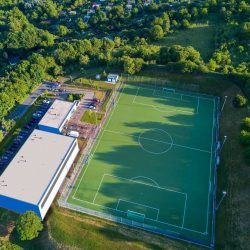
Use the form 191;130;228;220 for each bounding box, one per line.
58;199;213;249
211;96;221;247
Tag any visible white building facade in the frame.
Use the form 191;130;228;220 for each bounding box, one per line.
38;100;77;134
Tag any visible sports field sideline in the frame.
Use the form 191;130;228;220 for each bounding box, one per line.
67;83;219;247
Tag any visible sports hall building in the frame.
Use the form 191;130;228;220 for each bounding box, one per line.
0;129;79;219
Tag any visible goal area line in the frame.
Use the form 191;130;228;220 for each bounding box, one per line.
133;86;200;114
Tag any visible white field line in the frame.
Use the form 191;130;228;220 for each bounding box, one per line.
132;87;140;104
130;176;160;187
205;98;215;233
72;84;126;200
104;129;211;154
196;97;200;114
153;90;184;102
138;85;215;102
92;174;106;203
133;99;197;115
104;173;187;196
182;194;188;228
133;86;197;114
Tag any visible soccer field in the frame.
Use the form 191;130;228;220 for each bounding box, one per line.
67;83;219;247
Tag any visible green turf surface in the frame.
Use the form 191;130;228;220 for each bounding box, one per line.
67;83;218;246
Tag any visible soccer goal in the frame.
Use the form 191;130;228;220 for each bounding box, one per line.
127;210;145;222
162;87;176;93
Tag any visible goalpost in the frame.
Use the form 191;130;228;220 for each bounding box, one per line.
127;210;145;222
162;87;176;93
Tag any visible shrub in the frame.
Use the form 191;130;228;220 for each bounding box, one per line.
233;94;247;107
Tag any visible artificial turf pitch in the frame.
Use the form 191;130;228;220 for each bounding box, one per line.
67;83;218;246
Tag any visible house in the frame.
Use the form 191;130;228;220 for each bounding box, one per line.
106;74;119;84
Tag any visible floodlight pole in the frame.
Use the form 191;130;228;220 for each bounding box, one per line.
220;135;227;152
221;96;228;113
216;191;227;210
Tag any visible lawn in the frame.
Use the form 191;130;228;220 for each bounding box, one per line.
81;110;104;125
48;205;203;250
67;82;218;247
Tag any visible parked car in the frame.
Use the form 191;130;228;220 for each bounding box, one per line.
43;99;50;105
88;103;96;110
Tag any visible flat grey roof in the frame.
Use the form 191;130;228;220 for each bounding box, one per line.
0;129;76;205
39;100;75;129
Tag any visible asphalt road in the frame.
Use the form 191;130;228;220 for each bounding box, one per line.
8;81;53;120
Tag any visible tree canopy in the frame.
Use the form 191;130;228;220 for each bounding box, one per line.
16;211;43;241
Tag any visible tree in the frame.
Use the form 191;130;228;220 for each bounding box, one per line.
0;130;4;142
16;211;43;241
150;25;164;40
0;240;23;250
1;118;15;132
162;13;170;33
208;59;218;71
114;37;121;47
233;94;247;107
79;55;89;66
242;117;250;129
57;25;69;36
122;56;144;75
76;18;88;30
200;7;208;16
154;17;163;26
182;19;190;29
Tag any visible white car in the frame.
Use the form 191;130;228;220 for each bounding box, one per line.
43;99;50;104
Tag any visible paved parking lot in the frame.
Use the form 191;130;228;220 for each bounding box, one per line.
62;91;100;139
0;100;52;173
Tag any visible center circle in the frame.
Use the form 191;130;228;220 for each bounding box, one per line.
138;128;173;154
